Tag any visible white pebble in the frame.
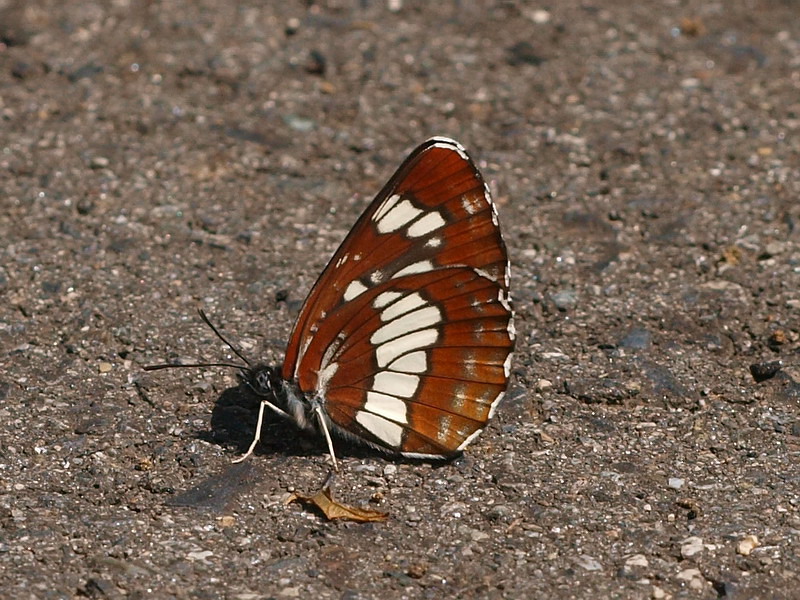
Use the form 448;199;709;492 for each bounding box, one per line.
680;536;704;558
737;534;760;556
668;477;684;489
625;554;649;568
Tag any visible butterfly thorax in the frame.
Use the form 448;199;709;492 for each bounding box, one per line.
244;364;315;431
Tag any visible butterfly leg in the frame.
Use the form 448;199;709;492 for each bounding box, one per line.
233;398;293;464
312;400;339;472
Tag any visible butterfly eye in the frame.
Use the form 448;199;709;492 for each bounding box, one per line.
247;366;274;397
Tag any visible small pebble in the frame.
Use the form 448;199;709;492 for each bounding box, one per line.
668;477;684;489
217;515;236;528
737;534;759;556
283;115;315;132
528;9;551;24
470;529;490;542
749;360;782;382
90;156;109;169
551;289;578;311
625;554;649;568
190;381;212;394
98;362;113;373
619;327;651;349
574;554;602;571
485;504;513;521
285;17;300;35
763;241;785;257
676;567;702;581
680;536;703;558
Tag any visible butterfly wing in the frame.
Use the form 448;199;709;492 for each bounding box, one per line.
282;137;514;456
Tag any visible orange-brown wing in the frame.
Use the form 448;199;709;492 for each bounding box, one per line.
281;137;514;455
321;267;513;456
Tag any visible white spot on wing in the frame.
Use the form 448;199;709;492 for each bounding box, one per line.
356;411;403;447
486;183;499;223
392;260;435;278
374;291;403;309
380;292;426;322
425;237;443;248
489;186;499;225
498;289;511;311
462;350;477;376
401;451;446;459
457;427;485;451
431;138;469;161
364;391;408;424
488;391;505;419
472;267;495;282
373;194;401;223
451;384;467;412
373;371;420;398
503;354;512;377
377;199;423;233
388;350;427;374
376;328;438;367
407;211;446;238
344;280;368;301
371;306;442;345
319;334;341;371
437;415;452;443
316;362;339;396
294;335;314;378
462;194;481;215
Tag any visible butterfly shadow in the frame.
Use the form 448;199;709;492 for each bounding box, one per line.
169;384;450;514
199;383;384;463
198;383;461;469
196;384;317;460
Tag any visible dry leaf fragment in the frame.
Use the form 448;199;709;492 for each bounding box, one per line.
286;478;388;523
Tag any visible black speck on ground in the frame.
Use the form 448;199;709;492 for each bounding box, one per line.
1;1;798;598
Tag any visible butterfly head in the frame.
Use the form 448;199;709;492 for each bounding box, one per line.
242;364;282;398
241;364;312;430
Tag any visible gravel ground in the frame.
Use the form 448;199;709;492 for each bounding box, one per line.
1;1;799;598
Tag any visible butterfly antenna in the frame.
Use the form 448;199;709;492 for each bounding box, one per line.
197;309;252;367
143;361;247;372
143;310;253;372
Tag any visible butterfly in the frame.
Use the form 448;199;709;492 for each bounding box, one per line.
146;137;515;469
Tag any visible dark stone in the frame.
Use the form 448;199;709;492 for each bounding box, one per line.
506;41;544;66
749;360;782;383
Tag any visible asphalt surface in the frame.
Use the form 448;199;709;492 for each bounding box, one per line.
1;1;799;598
